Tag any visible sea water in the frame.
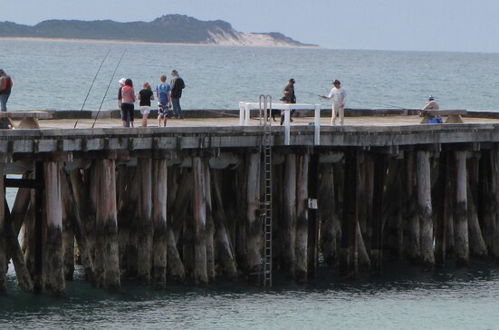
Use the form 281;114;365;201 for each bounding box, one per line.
1;39;499;329
1;38;499;112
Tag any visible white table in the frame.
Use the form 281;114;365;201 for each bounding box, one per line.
239;102;321;145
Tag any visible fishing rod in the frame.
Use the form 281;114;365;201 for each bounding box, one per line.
92;49;127;129
74;49;111;128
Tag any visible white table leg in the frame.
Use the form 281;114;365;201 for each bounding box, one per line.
239;103;245;125
314;104;320;145
284;109;291;145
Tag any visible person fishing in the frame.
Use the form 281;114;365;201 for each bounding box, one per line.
421;95;441;123
279;78;296;125
321;79;346;125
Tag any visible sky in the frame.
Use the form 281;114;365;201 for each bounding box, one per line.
1;0;499;53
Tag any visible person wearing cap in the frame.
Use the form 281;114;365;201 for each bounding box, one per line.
117;78;127;126
422;95;439;111
421;95;441;123
321;79;346;125
279;78;296;125
0;69;14;112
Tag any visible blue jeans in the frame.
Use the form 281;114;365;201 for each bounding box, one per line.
172;98;182;118
0;93;10;112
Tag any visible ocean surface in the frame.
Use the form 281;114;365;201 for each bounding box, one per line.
2;39;499;329
1;38;499;111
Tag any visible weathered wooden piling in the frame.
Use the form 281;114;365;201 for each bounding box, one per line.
212;171;237;279
281;154;296;277
63;171;95;284
417;150;435;266
42;161;65;295
192;156;208;284
405;152;421;261
340;150;358;277
0;164;6;293
94;159;120;291
371;154;386;273
137;158;153;283
295;152;309;282
454;151;469;266
152;159;168;288
493;149;499;259
246;152;261;276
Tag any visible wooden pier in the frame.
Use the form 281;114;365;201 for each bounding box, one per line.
1;113;499;295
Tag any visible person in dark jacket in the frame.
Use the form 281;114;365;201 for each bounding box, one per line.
278;78;296;125
170;70;185;119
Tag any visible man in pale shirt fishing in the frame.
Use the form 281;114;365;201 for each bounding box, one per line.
321;79;346;125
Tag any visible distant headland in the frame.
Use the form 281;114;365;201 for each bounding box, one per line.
0;14;316;47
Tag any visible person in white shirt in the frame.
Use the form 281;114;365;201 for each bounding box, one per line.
422;95;439;111
321;80;346;125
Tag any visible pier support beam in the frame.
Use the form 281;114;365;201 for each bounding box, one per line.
319;163;341;267
137;158;153;283
192;157;208;284
204;163;215;281
62;171;95;285
212;171;238;279
282;154;297;277
42;161;65;295
0;164;5;294
246;153;261;276
371;154;386;274
417;150;434;266
340;150;357;277
405;152;420;261
493;149;499;259
295;152;309;282
152;159;168;288
454;151;469;266
94;159;120;291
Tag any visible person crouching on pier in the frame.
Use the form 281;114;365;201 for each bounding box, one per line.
321;79;346;125
121;79;136;128
138;82;154;127
156;75;171;127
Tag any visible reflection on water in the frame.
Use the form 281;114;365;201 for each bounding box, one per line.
1;263;498;329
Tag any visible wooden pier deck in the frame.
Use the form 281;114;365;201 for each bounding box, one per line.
1;112;499;295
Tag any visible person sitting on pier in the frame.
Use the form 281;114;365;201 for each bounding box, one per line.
322;79;346;126
422;95;441;123
156;75;171;127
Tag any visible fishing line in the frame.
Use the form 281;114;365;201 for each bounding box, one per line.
92;49;127;129
74;49;111;128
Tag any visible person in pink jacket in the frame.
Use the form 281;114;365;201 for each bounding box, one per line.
121;78;136;127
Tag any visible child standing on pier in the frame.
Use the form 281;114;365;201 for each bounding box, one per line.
156;75;171;127
138;82;154;127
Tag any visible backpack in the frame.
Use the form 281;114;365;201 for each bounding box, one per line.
1;77;12;92
174;77;185;90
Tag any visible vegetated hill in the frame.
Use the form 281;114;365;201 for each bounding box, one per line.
0;14;315;47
